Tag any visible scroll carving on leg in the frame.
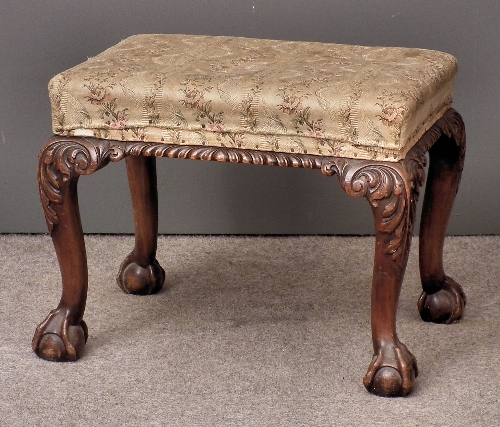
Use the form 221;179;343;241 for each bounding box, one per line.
418;109;467;324
33;136;127;362
322;151;425;397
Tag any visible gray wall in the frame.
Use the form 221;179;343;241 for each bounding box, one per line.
0;1;498;234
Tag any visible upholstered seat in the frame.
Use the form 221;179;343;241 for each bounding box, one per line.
34;34;467;399
49;34;457;161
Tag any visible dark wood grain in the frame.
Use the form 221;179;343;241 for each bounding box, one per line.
33;108;466;397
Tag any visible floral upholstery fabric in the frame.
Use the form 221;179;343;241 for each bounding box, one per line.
49;34;457;161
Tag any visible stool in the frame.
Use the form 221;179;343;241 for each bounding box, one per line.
33;34;466;397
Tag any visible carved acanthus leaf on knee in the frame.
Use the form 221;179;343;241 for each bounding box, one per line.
38;137;127;233
321;158;422;266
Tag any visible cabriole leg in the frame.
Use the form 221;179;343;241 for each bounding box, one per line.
324;158;423;397
33;138;97;361
32;166;88;361
362;165;419;397
363;195;418;397
33;136;128;361
116;155;165;295
418;112;466;323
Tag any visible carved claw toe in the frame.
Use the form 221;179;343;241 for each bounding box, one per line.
116;253;165;295
363;343;418;397
32;308;88;362
418;276;466;324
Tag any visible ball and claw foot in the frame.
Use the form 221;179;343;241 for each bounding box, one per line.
418;276;466;324
363;342;418;397
116;253;165;295
32;307;88;362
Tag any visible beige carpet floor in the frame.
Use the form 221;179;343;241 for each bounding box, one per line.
1;235;499;426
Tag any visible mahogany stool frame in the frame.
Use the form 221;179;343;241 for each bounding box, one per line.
33;108;466;397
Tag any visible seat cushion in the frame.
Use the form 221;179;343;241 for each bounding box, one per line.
48;34;457;161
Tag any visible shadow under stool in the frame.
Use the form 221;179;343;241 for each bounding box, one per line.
33;35;466;397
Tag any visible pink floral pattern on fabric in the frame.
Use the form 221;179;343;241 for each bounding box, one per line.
48;34;457;161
